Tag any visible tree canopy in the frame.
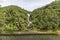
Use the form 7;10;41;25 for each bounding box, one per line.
0;1;60;33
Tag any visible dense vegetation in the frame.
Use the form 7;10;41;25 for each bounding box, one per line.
31;1;60;31
0;1;60;33
0;5;30;33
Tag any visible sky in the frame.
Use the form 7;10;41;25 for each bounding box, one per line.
0;0;55;11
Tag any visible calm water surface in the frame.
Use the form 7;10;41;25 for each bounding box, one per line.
0;35;60;40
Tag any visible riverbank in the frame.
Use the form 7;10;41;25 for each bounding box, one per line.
0;30;60;35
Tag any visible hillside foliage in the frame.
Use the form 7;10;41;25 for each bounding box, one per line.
0;1;60;33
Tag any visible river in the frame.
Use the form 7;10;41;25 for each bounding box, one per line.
0;34;60;40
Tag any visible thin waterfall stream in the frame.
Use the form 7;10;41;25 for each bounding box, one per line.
27;14;32;29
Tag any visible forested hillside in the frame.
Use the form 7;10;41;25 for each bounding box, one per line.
0;1;60;33
31;1;60;31
0;5;30;33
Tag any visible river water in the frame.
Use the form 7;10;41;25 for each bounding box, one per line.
0;34;60;40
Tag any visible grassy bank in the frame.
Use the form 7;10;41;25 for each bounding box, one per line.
0;30;60;35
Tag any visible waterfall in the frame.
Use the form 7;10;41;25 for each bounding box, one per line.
27;14;32;29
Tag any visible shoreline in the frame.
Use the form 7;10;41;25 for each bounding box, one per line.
0;30;60;35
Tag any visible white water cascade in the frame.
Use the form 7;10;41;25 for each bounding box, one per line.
27;14;32;29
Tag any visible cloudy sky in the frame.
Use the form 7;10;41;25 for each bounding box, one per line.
0;0;55;11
